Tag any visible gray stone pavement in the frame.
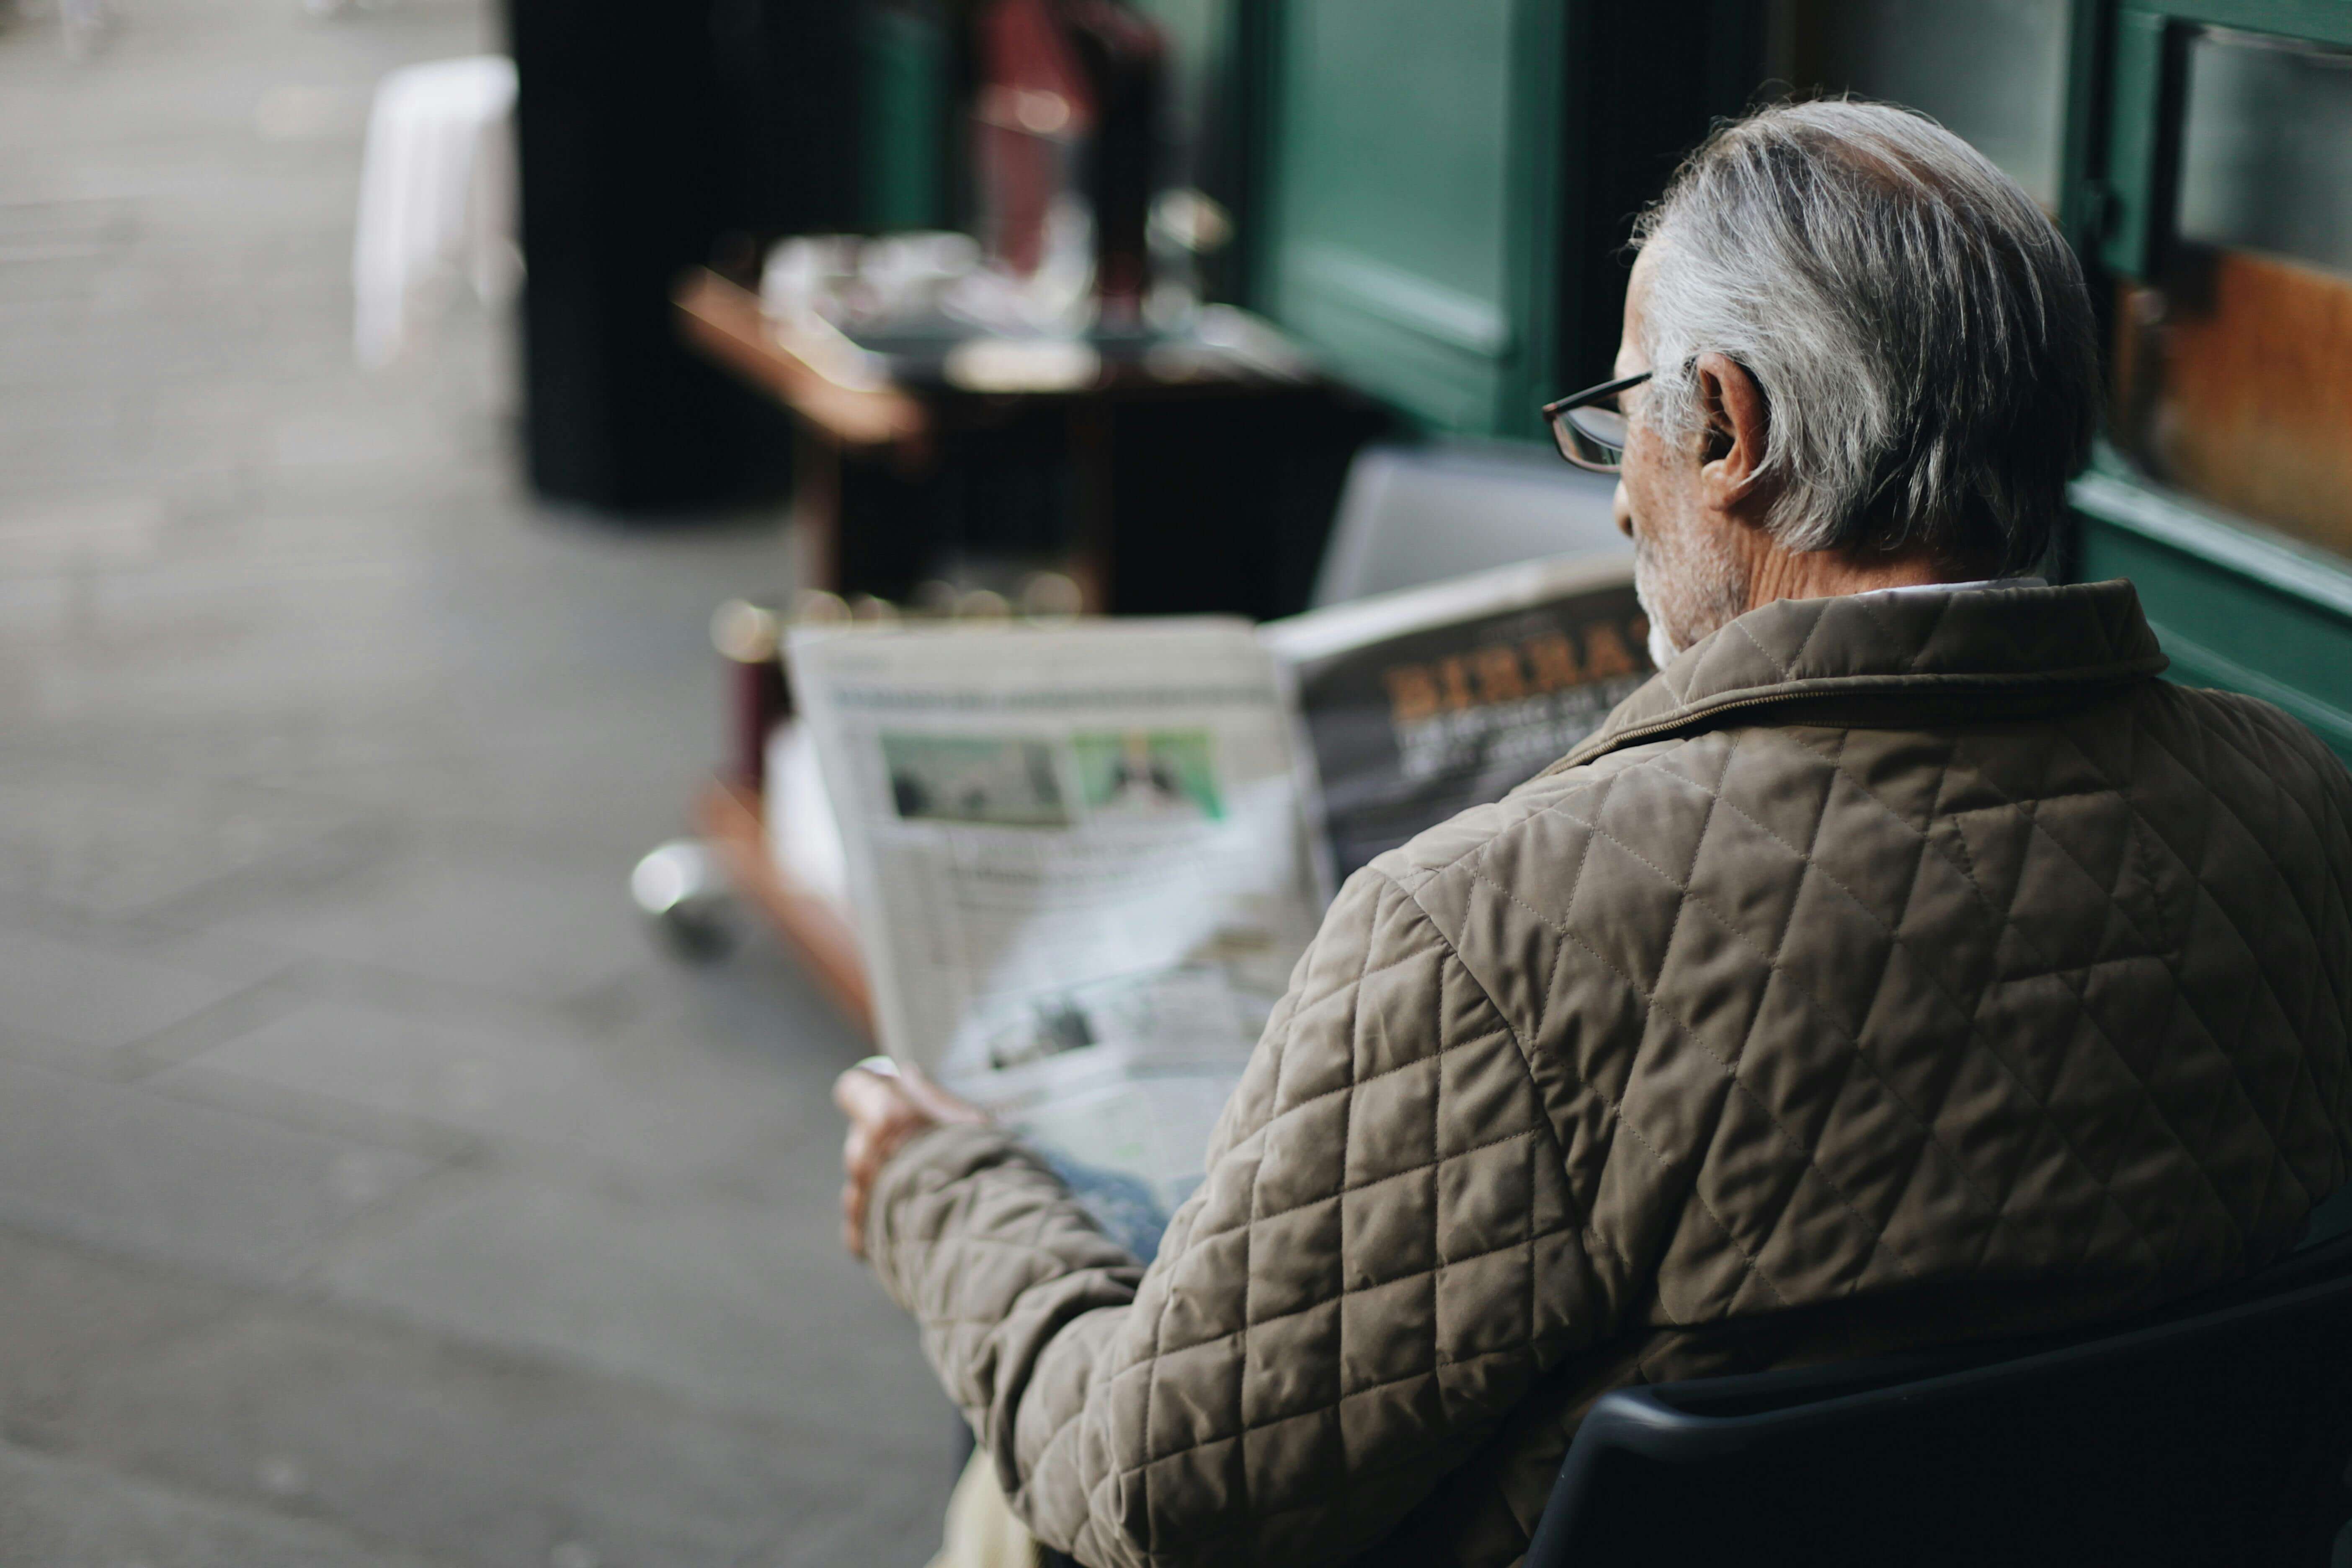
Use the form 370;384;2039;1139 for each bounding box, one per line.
0;0;962;1562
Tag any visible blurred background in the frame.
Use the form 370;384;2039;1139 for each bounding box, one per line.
0;0;2345;1563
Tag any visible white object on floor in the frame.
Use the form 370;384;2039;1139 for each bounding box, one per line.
351;54;518;369
765;720;851;910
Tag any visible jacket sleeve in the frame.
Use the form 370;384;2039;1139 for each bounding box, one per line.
865;867;1609;1568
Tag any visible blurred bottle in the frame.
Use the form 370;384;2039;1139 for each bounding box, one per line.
973;0;1092;287
970;0;1165;330
1060;0;1163;329
710;598;788;793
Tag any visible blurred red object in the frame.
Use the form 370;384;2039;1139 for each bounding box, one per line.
711;599;789;792
972;0;1163;319
974;0;1094;280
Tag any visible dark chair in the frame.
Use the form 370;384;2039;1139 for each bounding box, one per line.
1527;1235;2352;1568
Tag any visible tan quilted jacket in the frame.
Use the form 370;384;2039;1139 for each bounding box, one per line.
867;580;2352;1568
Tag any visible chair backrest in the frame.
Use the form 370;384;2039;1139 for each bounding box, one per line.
1528;1238;2352;1568
1309;440;1622;608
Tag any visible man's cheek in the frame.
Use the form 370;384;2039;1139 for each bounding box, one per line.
1622;474;1669;554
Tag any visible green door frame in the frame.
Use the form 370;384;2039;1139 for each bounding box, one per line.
1245;0;1567;439
2060;0;2352;758
1241;0;1760;442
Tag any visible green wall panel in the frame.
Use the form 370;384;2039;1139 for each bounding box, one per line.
2127;0;2352;47
2073;474;2352;761
1256;0;1558;436
861;5;950;232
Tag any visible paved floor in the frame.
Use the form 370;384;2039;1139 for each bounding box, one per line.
0;0;961;1562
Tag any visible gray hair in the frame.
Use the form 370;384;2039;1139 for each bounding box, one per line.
1632;100;2098;574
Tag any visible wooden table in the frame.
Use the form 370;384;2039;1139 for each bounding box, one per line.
674;267;1384;619
676;269;927;455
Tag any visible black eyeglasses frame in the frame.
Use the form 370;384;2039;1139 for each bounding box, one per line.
1540;370;1651;474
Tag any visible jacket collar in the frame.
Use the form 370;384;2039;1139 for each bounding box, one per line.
1555;578;2169;771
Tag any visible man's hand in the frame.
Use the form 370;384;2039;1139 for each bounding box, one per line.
833;1059;986;1257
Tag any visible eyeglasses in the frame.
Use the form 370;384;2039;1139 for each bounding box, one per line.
1541;370;1650;474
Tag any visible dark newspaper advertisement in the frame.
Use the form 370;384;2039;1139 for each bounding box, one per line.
1262;556;1653;883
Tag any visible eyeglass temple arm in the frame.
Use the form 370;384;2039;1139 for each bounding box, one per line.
1541;369;1653;418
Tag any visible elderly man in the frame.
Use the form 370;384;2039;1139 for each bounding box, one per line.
834;101;2352;1568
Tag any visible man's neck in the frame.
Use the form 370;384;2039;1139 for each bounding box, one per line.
1741;541;1994;613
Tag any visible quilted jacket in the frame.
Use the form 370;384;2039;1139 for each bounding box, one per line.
867;579;2352;1568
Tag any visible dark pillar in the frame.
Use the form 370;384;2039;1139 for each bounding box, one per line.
502;0;855;513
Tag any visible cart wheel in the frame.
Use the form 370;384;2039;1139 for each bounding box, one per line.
630;839;738;961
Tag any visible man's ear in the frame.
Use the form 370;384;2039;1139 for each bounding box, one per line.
1691;351;1770;510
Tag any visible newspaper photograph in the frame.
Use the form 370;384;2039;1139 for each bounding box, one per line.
788;620;1323;1217
1260;553;1651;881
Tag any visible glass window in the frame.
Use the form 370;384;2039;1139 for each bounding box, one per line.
2112;26;2352;562
2177;28;2352;274
1790;0;2071;208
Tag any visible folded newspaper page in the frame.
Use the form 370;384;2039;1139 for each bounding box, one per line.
784;556;1649;1228
788;620;1324;1219
1260;552;1650;882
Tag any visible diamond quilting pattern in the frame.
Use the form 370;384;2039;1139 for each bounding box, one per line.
866;583;2352;1568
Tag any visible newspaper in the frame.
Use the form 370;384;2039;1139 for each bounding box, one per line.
784;557;1648;1224
1261;552;1651;881
788;619;1324;1217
